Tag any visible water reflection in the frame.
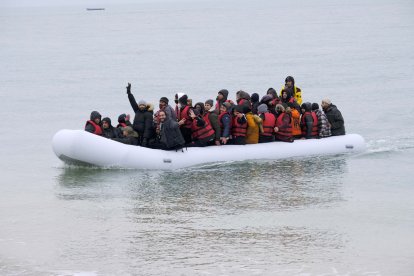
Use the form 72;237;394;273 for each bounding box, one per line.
55;156;348;273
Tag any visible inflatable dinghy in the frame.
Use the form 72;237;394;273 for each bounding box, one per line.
52;129;366;170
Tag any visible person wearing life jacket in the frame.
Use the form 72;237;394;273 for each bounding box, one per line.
321;99;345;136
287;102;302;139
186;108;215;147
154;97;176;123
125;83;154;147
312;103;331;138
274;104;293;142
267;88;282;114
300;102;318;139
218;102;232;145
204;99;221;146
230;105;248;145
244;105;262;144
215;89;229;114
257;104;276;143
102;117;121;139
149;110;185;150
175;93;193;144
117;113;132;129
85;111;103;135
112;126;139;146
279;76;302;105
236;90;251;109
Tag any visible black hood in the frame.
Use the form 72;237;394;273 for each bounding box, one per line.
90;111;101;121
301;102;312;112
118;113;126;123
266;88;278;99
102;117;112;126
251;93;259;103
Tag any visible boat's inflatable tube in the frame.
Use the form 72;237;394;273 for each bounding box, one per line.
52;129;366;170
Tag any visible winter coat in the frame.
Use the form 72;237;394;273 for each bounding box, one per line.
102;126;121;139
128;93;154;139
112;136;139;146
206;111;221;142
324;104;345;136
159;117;186;149
245;112;262;144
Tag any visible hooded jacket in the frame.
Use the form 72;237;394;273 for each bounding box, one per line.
215;89;229;113
85;111;102;135
279;77;302;105
102;117;121;139
159;117;186;150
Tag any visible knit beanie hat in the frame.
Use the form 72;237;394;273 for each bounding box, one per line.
205;99;214;106
160;97;169;104
138;100;146;106
257;104;268;114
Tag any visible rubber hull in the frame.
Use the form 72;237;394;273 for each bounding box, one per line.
52;129;366;170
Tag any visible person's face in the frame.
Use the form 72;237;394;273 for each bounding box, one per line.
138;104;146;111
159;112;166;122
286;81;293;88
195;105;202;113
125;114;130;121
220;105;226;113
94;118;101;124
102;121;109;129
321;101;328;109
282;91;288;99
205;103;212;111
217;93;223;100
159;101;166;108
123;130;128;136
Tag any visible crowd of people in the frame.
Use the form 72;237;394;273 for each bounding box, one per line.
85;76;346;150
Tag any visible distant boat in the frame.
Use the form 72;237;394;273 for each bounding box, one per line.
86;8;105;11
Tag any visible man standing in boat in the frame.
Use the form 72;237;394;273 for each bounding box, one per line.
125;83;154;147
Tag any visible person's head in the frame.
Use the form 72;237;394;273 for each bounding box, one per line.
187;98;193;107
251;93;259;103
321;99;331;111
301;102;312;113
217;89;229;101
194;102;205;115
282;90;289;99
159;97;169;109
285;76;295;88
266;88;277;99
275;104;285;114
102;117;111;129
220;102;231;114
311;103;319;111
233;105;244;117
257;103;268;114
178;94;188;106
121;126;135;137
90;111;101;124
158;110;167;123
204;99;214;111
138;100;147;111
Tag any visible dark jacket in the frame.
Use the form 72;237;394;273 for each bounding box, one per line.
208;111;221;142
128;93;154;139
324;104;345;136
159;117;185;150
301;103;314;139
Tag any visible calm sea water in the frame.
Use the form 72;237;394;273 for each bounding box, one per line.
1;0;414;275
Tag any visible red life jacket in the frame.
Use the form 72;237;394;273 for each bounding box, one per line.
301;111;318;137
85;120;102;135
177;105;192;129
275;113;292;140
261;112;276;136
231;117;247;137
191;117;215;140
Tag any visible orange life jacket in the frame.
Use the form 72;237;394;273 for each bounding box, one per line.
261;112;276;136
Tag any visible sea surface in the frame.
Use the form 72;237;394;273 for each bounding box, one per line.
1;0;414;275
